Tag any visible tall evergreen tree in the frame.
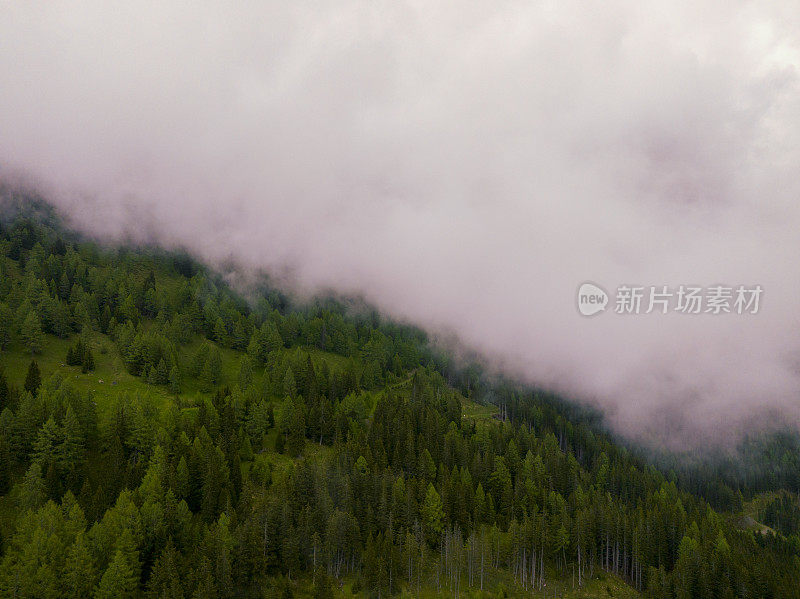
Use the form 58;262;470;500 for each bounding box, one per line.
421;483;444;545
0;303;12;350
64;532;96;599
23;359;41;395
147;540;184;599
20;311;43;354
169;365;181;395
95;529;140;599
201;347;222;390
18;462;46;511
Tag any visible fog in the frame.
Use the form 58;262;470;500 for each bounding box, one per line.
1;1;799;446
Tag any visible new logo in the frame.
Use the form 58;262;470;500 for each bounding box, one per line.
577;282;608;316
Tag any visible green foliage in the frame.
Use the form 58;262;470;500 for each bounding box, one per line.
17;462;46;511
201;346;222;390
0;205;798;599
23;359;41;395
20;311;44;354
0;303;12;350
0;369;10;411
169;365;181;395
95;546;139;599
67;337;96;373
421;483;444;544
147;540;184;599
64;532;96;599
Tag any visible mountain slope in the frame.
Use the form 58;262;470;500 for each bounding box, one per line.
0;199;798;597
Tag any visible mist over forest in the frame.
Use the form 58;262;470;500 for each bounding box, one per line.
3;1;800;446
1;2;799;598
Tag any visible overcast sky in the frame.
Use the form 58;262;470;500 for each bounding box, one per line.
2;1;799;446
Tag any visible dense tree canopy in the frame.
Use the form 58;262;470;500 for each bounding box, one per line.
0;199;798;597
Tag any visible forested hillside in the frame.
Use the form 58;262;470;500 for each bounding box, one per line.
0;199;798;598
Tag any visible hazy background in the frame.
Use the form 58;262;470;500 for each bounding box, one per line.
1;1;799;446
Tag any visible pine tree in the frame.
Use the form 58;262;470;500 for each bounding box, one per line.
154;358;169;385
213;317;227;346
175;456;190;501
201;347;222;390
18;462;46;511
169;366;181;395
0;303;12;350
489;456;513;523
190;344;209;378
231;318;248;351
474;483;488;523
421;483;444;545
237;357;253;391
95;529;140;599
67;338;84;366
147;540;184;599
191;556;217;599
201;446;229;522
64;532;96;599
282;397;305;457
24;359;41;395
59;271;71;299
20;311;43;354
419;448;436;481
51;301;72;338
66;344;76;366
33;416;62;469
95;549;138;599
283;367;297;398
81;345;95;373
265;324;284;354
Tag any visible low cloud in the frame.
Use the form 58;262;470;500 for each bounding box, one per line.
2;1;799;446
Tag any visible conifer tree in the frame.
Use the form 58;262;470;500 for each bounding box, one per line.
421;483;444;545
24;359;41;395
20;311;43;354
169;365;181;395
33;416;62;468
81;344;95;373
213;317;227;346
175;456;190;501
191;556;217;599
18;462;46;511
154;358;169;385
95;549;139;599
61;405;86;489
64;532;96;599
237;356;253;391
201;347;222;390
283;367;297;398
66;344;76;365
0;303;12;350
147;540;184;599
